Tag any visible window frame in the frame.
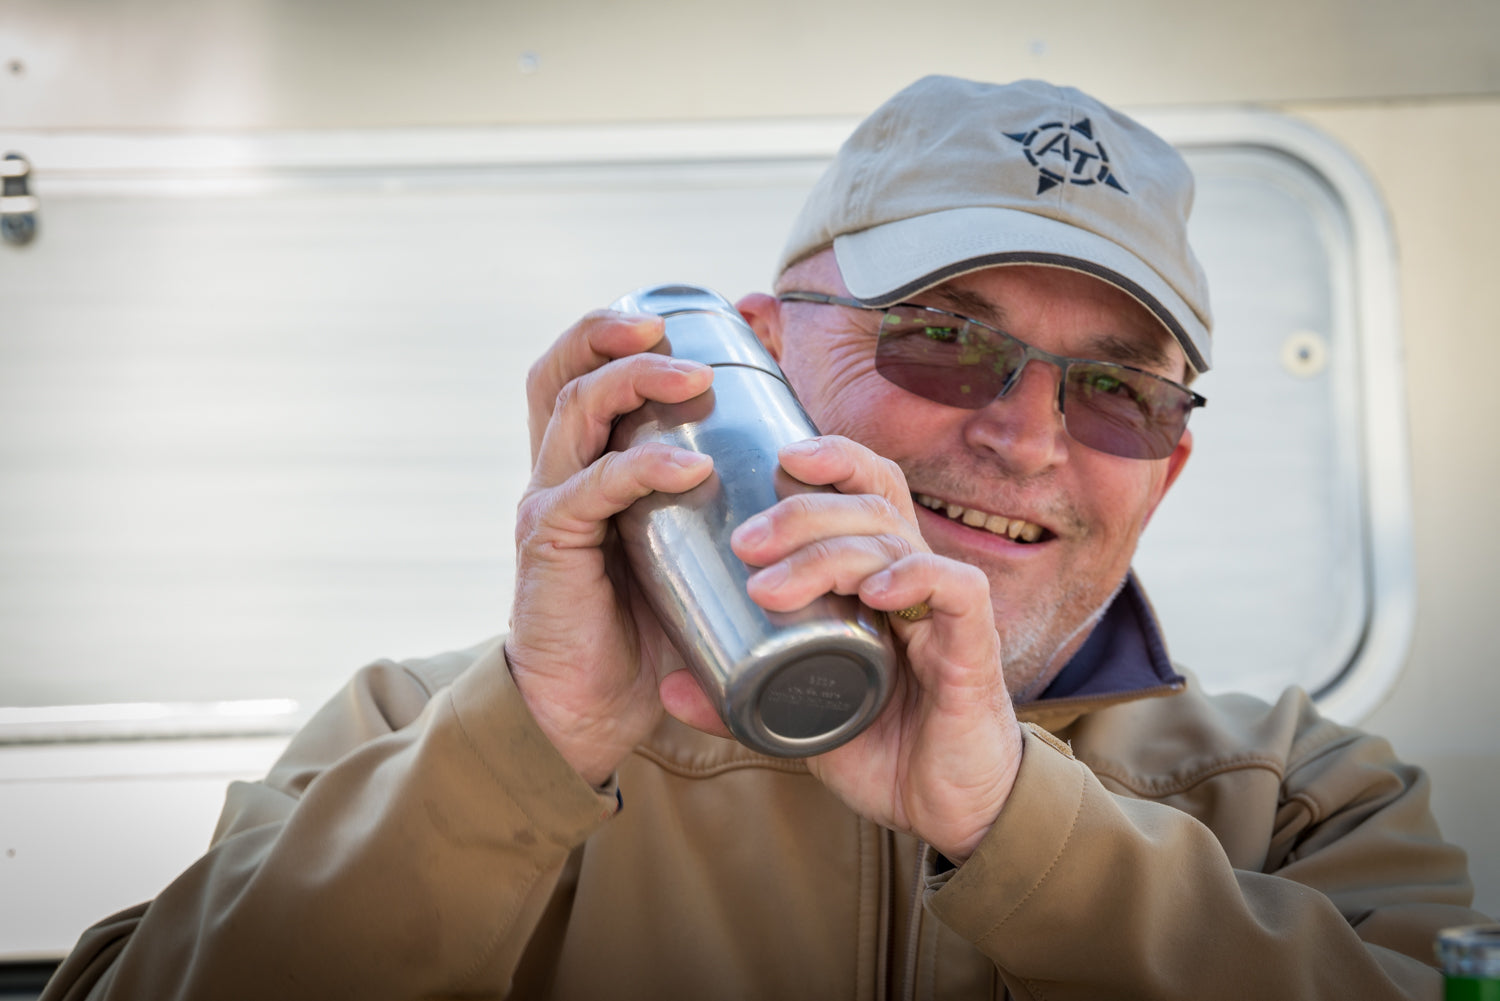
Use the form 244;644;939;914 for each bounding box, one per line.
0;108;1412;960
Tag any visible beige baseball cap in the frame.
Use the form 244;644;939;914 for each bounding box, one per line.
778;76;1214;373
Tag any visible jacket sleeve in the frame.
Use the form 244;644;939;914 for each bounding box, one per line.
926;722;1487;1001
40;639;618;1001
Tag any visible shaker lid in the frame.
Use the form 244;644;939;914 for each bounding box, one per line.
611;282;786;376
612;283;735;318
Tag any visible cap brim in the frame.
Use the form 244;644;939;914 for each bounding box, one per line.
833;206;1211;373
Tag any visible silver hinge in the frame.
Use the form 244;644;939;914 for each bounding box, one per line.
2;152;39;246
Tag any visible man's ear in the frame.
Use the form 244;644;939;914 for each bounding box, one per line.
736;292;784;361
1145;428;1193;526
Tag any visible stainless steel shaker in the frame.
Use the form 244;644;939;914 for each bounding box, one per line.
607;283;896;757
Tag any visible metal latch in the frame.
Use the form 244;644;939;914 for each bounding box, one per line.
2;153;38;246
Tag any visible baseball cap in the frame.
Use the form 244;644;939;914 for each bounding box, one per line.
777;76;1214;373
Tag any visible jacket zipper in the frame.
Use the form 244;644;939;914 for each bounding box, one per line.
900;837;927;1001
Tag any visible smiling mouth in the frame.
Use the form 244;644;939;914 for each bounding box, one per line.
915;493;1048;544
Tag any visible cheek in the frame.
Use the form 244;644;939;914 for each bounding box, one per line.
782;340;896;440
1085;462;1171;546
800;377;924;453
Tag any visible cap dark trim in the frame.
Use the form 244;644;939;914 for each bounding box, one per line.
854;251;1210;375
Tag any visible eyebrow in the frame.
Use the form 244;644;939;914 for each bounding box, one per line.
916;286;1176;374
922;287;1001;325
1078;332;1175;372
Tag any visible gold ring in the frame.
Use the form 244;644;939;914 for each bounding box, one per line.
893;601;931;622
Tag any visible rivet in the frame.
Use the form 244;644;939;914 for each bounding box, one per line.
1280;331;1329;378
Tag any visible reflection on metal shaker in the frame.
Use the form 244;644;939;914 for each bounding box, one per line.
607;284;896;757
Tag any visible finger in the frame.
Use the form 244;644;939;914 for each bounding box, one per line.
526;311;668;459
744;533;921;613
517;443;713;554
858;552;990;625
858;555;1002;696
658;669;733;739
775;436;919;522
531;353;713;490
731;489;923;571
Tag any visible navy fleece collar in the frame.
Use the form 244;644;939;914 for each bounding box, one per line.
1037;571;1184;702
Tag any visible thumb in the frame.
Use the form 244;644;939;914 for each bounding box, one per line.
659;670;733;739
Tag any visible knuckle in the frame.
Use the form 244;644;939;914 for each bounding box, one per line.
940;557;989;593
580;307;619;325
615;351;655;380
779;492;820;522
524;352;552;394
853;491;896;523
876;454;907;486
592;450;648;509
883;532;918;560
550;376;584;414
513;490;549;543
803;537;840;566
565;308;623;343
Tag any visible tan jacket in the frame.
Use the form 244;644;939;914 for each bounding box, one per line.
43;637;1486;1001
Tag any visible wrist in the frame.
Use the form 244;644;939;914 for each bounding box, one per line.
444;643;626;843
503;641;640;787
927;726;1024;864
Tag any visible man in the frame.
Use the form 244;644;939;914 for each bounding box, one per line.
43;76;1486;1001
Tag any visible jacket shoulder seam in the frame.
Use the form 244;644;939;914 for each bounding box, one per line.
631;745;812;779
1084;753;1286;797
1285;718;1359;767
399;660;443;699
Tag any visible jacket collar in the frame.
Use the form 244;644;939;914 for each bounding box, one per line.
1014;571;1186;733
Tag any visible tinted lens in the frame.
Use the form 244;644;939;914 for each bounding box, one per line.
873;303;1197;460
873;306;1020;409
1062;364;1192;460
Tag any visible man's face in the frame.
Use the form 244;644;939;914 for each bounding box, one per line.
742;251;1193;700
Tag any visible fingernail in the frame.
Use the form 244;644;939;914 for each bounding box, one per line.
783;439;820;456
734;513;769;546
668;358;709;374
671;448;708;467
864;570;893;595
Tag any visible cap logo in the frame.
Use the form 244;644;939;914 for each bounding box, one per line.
1003;118;1129;196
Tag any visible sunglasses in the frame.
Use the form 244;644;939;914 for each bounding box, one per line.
777;291;1206;461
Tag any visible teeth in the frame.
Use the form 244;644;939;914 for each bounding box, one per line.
915;494;1045;543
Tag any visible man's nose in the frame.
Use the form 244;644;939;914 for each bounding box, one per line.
960;360;1070;473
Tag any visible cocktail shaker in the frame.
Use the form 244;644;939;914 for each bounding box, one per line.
608;283;896;757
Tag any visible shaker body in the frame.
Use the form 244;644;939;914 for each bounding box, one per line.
608;284;895;757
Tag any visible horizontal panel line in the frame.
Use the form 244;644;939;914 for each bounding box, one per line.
0;700;305;744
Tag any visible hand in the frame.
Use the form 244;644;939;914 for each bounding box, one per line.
660;436;1024;862
505;310;716;786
